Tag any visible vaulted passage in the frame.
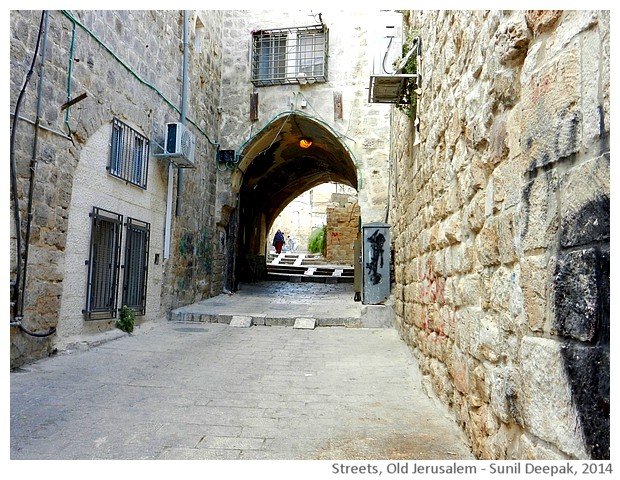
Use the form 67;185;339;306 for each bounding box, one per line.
231;112;358;284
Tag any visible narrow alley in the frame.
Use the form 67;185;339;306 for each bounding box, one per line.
11;282;474;466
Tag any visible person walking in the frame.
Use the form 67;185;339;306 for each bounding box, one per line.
287;236;295;252
273;229;285;254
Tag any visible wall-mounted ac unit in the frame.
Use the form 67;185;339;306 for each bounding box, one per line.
165;122;196;167
373;12;403;76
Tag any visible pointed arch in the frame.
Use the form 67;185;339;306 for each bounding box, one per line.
233;111;360;266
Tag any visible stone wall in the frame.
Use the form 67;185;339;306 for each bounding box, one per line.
325;194;360;265
389;10;609;459
10;10;224;366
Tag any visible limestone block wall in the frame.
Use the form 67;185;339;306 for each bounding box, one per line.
325;194;360;265
389;10;609;459
219;10;392;223
10;10;224;366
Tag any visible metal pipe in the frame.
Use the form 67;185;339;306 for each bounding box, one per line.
10;114;73;140
65;20;76;135
175;11;189;217
20;10;49;319
164;11;189;256
10;11;46;320
163;161;174;259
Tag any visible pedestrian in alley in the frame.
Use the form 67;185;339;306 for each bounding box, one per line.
287;235;295;252
273;229;285;254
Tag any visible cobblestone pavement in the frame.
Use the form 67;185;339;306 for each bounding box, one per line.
10;282;473;471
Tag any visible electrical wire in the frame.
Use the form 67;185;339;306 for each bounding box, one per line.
10;11;45;321
60;10;220;148
10;10;57;338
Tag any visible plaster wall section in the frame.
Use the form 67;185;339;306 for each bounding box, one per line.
219;10;392;224
389;10;609;460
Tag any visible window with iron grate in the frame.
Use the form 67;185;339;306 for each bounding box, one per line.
251;25;328;86
122;218;150;316
109;118;150;188
84;208;123;320
84;208;151;320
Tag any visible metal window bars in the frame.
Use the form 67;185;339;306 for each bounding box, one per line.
109;118;150;188
122;217;150;316
251;25;328;86
84;208;123;319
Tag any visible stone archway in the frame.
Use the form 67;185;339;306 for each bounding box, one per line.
231;111;359;284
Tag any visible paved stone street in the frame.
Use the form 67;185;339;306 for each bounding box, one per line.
10;282;473;467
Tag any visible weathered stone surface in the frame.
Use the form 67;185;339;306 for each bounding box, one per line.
360;303;395;328
520;255;551;333
525;10;562;36
293;318;316;330
519;170;560;253
519;336;589;459
494;14;531;66
392;9;609;460
559;157;610;248
553;248;602;342
230;316;253;328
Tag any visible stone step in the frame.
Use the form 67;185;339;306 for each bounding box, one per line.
169;310;359;327
266;271;354;284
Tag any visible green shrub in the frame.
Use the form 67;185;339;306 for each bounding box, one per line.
395;32;419;118
115;305;135;333
308;226;326;254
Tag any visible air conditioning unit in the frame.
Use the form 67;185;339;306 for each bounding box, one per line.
373;12;403;75
165;122;196;167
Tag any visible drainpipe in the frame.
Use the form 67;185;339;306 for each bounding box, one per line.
163;161;174;259
20;10;49;317
175;10;189;216
164;11;189;258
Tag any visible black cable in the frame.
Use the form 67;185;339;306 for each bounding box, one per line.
10;11;46;317
382;36;394;74
10;12;56;339
19;324;57;338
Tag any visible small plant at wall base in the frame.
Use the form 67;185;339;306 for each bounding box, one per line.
115;305;135;333
308;226;326;254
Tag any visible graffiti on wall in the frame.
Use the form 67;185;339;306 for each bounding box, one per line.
554;196;610;460
365;229;386;285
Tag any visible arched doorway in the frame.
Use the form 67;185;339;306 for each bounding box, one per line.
229;112;359;286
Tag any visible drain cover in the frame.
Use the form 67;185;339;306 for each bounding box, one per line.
173;327;208;333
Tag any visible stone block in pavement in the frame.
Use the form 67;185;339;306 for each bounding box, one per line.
230;315;253;327
293;317;316;329
252;314;266;326
360;303;395;328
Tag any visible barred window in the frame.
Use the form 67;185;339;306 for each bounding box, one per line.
251;25;328;86
84;208;123;320
109;118;149;188
122;217;150;316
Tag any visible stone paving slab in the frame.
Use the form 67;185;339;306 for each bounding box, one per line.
10;319;474;462
293;317;316;329
230;315;253;327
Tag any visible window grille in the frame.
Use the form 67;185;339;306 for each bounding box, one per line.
84;208;123;320
251;25;328;86
109;118;149;188
122;217;150;316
